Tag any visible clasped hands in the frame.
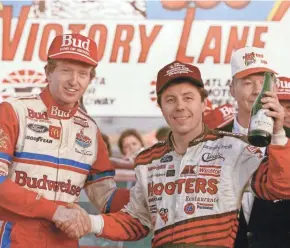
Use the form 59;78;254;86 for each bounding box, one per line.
52;204;92;239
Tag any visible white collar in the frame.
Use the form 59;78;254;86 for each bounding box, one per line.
233;115;248;135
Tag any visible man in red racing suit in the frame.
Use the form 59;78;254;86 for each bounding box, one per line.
0;33;129;248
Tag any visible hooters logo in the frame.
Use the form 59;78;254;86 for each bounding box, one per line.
148;178;218;197
49;126;61;139
15;171;81;196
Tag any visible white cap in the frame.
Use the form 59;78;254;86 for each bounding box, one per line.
230;47;277;79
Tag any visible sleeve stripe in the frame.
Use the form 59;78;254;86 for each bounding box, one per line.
87;170;115;183
0;176;7;184
0;152;12;163
110;214;133;240
104;189;117;213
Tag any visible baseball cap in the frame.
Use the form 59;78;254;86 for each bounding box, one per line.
47;34;98;66
156;60;203;95
277;77;290;101
230;47;276;79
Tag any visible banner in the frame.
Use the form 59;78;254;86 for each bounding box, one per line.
0;1;289;117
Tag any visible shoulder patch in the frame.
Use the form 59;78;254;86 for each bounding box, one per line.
77;108;97;126
135;142;170;167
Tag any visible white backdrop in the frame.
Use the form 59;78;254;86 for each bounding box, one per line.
1;5;290;117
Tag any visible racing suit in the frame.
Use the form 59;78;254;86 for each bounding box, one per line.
0;87;129;248
93;127;290;248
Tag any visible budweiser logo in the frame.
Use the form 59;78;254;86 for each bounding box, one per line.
219;105;234;118
15;171;81;196
277;80;290;89
50;106;71;118
28;109;49;120
61;34;90;52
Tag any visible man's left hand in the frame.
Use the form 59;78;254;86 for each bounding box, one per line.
262;91;285;134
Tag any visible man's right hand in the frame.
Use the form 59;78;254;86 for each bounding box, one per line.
53;204;92;239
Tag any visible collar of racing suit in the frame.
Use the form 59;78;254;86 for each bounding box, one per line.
39;86;79;120
166;125;212;151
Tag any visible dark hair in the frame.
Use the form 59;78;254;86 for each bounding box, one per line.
118;129;145;155
155;126;170;141
157;78;208;107
101;133;112;157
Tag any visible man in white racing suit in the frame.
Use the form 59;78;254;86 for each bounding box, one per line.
58;60;290;248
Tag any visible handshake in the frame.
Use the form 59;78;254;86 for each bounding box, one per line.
52;204;92;239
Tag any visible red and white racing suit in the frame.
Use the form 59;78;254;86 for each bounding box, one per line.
0;87;129;248
95;128;290;248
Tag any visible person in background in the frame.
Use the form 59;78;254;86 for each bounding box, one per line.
0;33;129;248
277;76;290;135
219;47;290;248
58;60;290;248
101;133;112;157
118;128;145;161
155;126;170;142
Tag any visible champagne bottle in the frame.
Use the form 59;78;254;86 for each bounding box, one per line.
248;72;274;147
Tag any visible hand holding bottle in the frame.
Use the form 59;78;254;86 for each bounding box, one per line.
248;72;285;147
261;91;285;134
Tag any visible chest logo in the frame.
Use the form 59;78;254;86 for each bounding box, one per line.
49;126;61;140
75;129;92;148
27;124;48;133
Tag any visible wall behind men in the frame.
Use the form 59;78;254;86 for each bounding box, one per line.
0;0;289;117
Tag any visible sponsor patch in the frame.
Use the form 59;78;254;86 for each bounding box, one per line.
49;126;61;140
158;208;168;224
246;145;263;158
148;196;162;203
149;204;157;214
199;165;221;177
0;128;9;149
160;155;173;163
197;202;214;210
15;171;81;196
75;148;93;156
166;169;175;177
184;203;195;215
148;164;166;172
25;136;52;143
180;165;197;177
27;109;49;121
74;116;89;128
75;129;92;148
202;152;225;162
27;123;48;133
49;106;71;119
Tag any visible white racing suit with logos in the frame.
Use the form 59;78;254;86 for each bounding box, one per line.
0;87;129;248
96;128;290;248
